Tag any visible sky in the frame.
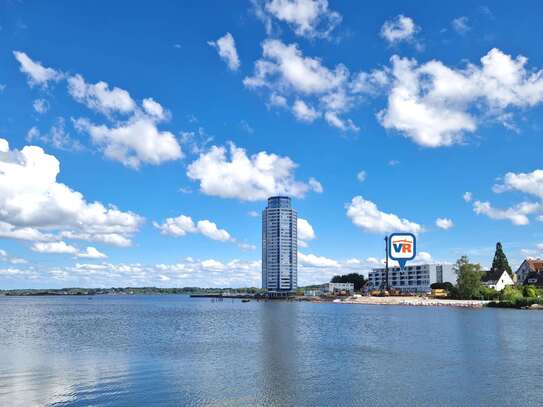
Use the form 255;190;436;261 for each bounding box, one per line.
1;0;543;289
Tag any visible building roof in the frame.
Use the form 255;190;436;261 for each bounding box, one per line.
481;270;502;283
523;259;543;272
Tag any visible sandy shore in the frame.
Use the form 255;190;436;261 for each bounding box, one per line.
330;296;489;308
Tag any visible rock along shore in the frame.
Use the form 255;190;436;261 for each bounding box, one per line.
330;296;489;308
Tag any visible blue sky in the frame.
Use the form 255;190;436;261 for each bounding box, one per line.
1;0;543;288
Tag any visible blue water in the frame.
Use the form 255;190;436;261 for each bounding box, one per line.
0;296;542;406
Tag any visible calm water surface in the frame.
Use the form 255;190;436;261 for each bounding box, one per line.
0;295;542;406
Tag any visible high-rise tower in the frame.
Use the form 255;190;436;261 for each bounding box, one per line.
262;196;297;293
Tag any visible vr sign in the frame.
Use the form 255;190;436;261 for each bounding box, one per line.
389;233;416;270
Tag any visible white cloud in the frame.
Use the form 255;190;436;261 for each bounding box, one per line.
154;215;196;237
196;220;232;242
297;218;315;246
15;54;182;169
13;51;62;87
142;97;169;121
463;192;473;202
68;74;136;115
298;252;339;267
292;99;320;122
27;118;83;151
248;210;260;218
77;246;107;259
245;39;348;95
263;0;342;39
436;217;454;230
0;139;143;246
33;99;49;114
268;92;288;108
186;142;319;201
324;111;359;131
357;170;366;182
380;15;419;44
32;241;78;254
308;177;323;193
75;116;182;169
451;16;470;34
473;200;541;225
346;196;422;234
154;215;233;243
208;32;240;71
493;169;543;199
238;243;257;251
244;39;361;131
378;49;543;147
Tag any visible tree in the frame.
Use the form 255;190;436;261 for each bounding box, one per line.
455;256;484;300
331;273;367;291
491;242;513;278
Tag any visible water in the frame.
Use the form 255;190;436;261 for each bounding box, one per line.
0;296;542;406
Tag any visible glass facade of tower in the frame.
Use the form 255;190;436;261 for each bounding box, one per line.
262;196;297;292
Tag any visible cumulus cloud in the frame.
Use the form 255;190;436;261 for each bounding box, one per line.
154;214;233;243
13;52;182;169
257;0;342;39
297;218;315;247
292;100;320;122
68;74;136;115
75;116;182;169
186;142;319;201
471;169;543;226
378;49;543;147
0;139;143;247
32;241;78;254
77;246;107;259
473;200;540;226
298;252;339;267
380;15;419;44
13;51;62;87
208;32;240;71
463;192;473;202
346;196;422;234
244;39;361;131
493;169;543;199
435;217;454;230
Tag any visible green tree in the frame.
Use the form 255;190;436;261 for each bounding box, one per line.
331;273;367;291
491;242;513;278
455;256;484;299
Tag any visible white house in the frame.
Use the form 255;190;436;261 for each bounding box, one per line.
481;270;514;291
515;259;543;285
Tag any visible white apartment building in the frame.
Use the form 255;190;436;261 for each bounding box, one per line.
367;264;455;294
321;282;355;294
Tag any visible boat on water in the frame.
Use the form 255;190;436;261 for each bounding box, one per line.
241;299;251;303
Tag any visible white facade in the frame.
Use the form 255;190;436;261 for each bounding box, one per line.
368;264;455;293
321;282;354;294
262;196;297;293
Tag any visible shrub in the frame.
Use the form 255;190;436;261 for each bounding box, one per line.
523;285;538;298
